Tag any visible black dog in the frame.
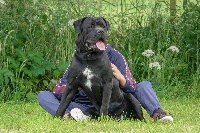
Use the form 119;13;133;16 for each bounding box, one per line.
55;17;145;121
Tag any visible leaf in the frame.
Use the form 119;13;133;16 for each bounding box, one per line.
31;56;42;65
7;56;20;69
43;80;49;87
31;67;45;77
50;79;58;84
0;68;14;77
22;68;33;78
15;49;27;61
44;62;56;70
0;75;3;85
29;53;43;65
53;70;61;77
4;76;9;85
58;61;70;71
26;92;37;102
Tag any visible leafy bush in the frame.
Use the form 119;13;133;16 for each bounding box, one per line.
0;0;199;101
181;0;200;73
0;0;72;101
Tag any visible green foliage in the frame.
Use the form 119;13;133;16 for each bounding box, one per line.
0;0;199;101
0;47;57;101
0;68;15;102
103;0;200;98
0;0;73;101
181;0;200;73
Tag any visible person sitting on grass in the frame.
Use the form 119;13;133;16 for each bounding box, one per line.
37;43;173;123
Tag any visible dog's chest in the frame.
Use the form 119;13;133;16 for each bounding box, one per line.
82;67;96;90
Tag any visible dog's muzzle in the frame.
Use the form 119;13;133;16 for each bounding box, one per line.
96;29;105;35
85;29;107;51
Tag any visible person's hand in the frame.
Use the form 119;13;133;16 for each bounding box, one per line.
78;87;82;91
111;63;126;87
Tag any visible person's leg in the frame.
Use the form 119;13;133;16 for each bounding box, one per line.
133;81;161;117
37;91;91;120
38;91;63;116
133;81;173;122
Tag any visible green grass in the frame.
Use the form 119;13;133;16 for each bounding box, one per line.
0;98;199;133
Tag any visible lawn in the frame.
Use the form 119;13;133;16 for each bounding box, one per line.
0;98;199;133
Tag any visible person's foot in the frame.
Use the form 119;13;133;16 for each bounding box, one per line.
152;109;173;123
70;108;89;121
63;113;71;118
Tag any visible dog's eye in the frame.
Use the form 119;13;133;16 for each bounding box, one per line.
88;23;95;29
88;25;94;29
98;24;106;29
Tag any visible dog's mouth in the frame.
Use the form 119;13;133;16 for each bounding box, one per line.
86;38;106;51
96;40;106;50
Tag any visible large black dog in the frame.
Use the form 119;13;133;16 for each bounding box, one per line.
55;17;145;121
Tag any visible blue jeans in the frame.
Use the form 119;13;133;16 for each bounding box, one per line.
134;81;161;117
37;81;161;117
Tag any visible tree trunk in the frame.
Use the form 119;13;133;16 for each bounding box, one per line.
170;0;176;17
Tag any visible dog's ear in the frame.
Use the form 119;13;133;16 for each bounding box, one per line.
101;17;110;31
73;17;88;34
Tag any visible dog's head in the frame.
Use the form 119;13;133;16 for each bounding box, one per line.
73;17;110;53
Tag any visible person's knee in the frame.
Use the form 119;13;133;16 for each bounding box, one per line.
37;91;44;100
37;91;50;102
136;81;152;90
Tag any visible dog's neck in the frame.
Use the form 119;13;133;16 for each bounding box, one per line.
75;51;104;60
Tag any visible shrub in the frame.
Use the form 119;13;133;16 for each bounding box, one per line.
0;0;199;101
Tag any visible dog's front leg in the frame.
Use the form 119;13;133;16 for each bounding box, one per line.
54;85;77;118
100;83;112;116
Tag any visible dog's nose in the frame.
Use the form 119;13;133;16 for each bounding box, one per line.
97;29;104;34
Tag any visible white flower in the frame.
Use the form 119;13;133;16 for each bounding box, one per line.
142;49;154;57
68;19;76;26
149;62;161;70
59;25;67;34
0;0;5;5
167;46;179;53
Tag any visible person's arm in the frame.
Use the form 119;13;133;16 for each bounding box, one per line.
107;46;136;94
111;63;126;87
111;62;136;94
